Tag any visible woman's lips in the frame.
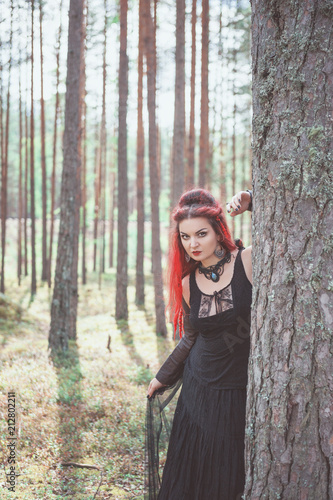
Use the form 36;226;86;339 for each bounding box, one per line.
192;251;201;256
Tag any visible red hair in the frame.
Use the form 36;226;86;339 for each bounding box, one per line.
166;188;239;339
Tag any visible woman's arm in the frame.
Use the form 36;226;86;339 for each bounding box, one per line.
147;295;199;398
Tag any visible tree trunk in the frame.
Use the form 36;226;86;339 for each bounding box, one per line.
30;0;37;296
143;0;167;336
1;0;13;294
18;52;23;285
93;124;100;272
186;0;196;189
171;0;185;207
48;0;63;288
116;0;129;321
198;0;209;188
246;2;333;498
99;0;107;285
40;0;48;282
136;0;145;306
24;99;29;277
109;170;116;269
49;0;84;352
81;3;87;285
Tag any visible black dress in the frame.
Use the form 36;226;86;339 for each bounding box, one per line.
155;248;252;500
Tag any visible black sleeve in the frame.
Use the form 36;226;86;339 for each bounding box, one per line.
155;297;199;386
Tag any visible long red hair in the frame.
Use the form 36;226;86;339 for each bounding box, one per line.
166;189;239;338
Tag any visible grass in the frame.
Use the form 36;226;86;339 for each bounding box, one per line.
0;270;176;499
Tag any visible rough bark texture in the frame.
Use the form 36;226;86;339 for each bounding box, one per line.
49;0;84;351
186;0;196;189
171;0;185;207
246;1;333;498
136;0;145;306
198;0;209;188
143;0;167;336
116;0;129;320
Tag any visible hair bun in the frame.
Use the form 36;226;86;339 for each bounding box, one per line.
179;189;217;208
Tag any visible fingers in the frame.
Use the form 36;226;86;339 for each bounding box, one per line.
226;191;248;216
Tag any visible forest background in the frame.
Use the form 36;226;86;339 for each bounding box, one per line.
0;0;252;498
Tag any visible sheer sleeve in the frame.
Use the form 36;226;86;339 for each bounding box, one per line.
155;297;199;386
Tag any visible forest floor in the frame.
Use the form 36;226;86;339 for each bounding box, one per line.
0;270;177;499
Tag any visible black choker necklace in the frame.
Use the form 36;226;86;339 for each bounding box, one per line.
198;251;232;282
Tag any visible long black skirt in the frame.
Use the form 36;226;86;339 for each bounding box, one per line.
155;364;246;500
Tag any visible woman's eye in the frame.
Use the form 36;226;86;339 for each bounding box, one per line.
199;232;207;237
181;235;189;240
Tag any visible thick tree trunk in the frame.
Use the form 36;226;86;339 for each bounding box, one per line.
40;0;48;282
186;0;196;189
171;0;185;207
116;0;129;320
143;0;167;336
246;2;333;498
136;0;145;306
48;0;63;288
49;0;84;352
198;0;209;188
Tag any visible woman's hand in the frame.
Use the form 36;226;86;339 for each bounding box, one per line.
226;190;251;216
147;377;166;399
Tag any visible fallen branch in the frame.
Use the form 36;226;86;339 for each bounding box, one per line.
60;462;100;471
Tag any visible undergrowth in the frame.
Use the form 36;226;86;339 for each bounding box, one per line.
0;271;175;499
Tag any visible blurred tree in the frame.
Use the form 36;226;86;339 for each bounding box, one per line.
143;0;167;336
116;0;129;320
199;0;209;188
40;0;48;282
136;0;145;306
186;0;196;189
171;0;185;207
49;0;85;351
48;0;64;287
1;0;13;293
30;0;37;296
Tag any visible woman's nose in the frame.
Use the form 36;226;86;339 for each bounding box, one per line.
190;237;198;248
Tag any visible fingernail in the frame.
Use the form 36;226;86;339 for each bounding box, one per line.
238;198;241;202
238;205;240;208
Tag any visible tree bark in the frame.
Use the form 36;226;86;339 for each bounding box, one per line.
30;0;37;295
246;1;333;498
198;0;209;188
1;0;13;293
116;0;129;320
18;49;23;285
48;0;63;288
143;0;167;336
136;0;145;306
49;0;84;352
186;0;196;189
40;0;48;282
171;0;185;207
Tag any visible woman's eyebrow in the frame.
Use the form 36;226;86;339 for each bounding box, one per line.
180;227;208;235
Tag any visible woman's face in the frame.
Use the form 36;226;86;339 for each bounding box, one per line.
179;216;220;267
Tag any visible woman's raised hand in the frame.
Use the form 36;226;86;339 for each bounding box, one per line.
147;377;166;399
226;190;251;216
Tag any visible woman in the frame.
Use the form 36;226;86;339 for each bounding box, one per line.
146;188;253;500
